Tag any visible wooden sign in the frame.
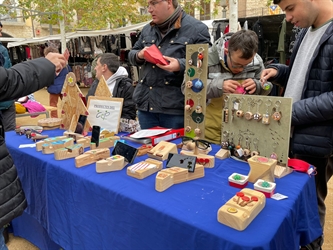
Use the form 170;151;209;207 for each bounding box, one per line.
86;96;123;133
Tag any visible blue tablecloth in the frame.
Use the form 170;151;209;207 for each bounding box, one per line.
6;129;322;250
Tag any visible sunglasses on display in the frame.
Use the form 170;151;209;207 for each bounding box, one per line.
181;136;211;150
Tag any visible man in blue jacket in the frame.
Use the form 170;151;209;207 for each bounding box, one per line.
261;0;333;249
128;0;211;129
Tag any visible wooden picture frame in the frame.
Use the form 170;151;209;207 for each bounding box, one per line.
86;96;123;133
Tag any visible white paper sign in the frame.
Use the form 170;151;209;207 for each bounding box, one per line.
87;96;123;133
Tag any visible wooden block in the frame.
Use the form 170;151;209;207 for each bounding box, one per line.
35;136;68;151
217;188;266;231
215;148;230;160
63;131;85;142
274;164;293;178
180;150;215;168
41;138;74;154
30;133;49;142
137;145;154;157
75;148;110;168
161;167;188;184
96;155;125;173
187;164;205;181
90;136;120;150
76;137;91;148
38;118;62;128
54;144;84;160
127;158;163;179
155;172;174;192
147;141;178;161
247;155;276;183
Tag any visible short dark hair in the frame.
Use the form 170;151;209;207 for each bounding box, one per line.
99;53;120;74
0;22;2;28
228;30;258;59
44;46;59;56
273;0;281;4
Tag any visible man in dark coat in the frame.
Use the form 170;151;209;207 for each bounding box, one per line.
0;52;66;249
261;0;333;249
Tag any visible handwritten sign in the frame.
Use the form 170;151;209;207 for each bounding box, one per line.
87;96;123;133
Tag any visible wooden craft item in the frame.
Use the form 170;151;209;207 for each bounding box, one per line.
76;137;91;148
94;75;112;97
38;118;62;129
100;129;115;138
137;145;154;157
63;131;85;142
155;164;205;192
146;141;178;161
90;136;120;150
35;136;67;151
54;144;84;160
30;133;49;142
96;155;125;173
75;148;110;168
274;164;293;178
42;138;74;154
217;188;266;231
215;148;231;160
60;72;91;133
127;158;163;179
247;155;276;183
180;149;215;168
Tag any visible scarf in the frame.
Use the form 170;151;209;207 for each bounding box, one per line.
155;5;182;35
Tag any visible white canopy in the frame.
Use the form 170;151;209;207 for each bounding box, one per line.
7;21;150;48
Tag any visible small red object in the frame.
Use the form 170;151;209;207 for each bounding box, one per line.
143;44;169;65
236;192;244;197
198;53;204;60
251;196;258;202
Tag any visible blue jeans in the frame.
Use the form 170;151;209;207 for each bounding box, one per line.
0;227;8;250
138;111;184;129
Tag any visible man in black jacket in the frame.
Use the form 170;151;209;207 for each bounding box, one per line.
0;52;66;249
261;0;333;249
86;53;136;121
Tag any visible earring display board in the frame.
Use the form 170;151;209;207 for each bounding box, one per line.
221;94;292;167
184;44;209;139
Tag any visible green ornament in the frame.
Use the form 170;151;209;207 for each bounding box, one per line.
261;181;270;188
233;174;241;180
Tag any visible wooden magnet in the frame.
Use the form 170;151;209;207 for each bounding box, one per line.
75;148;110;168
217;188;266;231
96;155;125;173
54;144;84;160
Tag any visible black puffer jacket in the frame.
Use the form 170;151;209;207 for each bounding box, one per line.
267;22;333;158
128;11;211;115
0;58;56;227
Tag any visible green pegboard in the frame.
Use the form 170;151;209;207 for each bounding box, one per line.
222;94;292;166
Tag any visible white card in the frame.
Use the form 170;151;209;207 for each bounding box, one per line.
19;144;36;148
271;193;288;200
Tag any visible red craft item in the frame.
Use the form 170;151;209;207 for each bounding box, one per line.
144;44;169;65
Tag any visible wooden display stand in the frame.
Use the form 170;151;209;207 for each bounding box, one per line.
127;158;163;179
274;164;293;178
35;136;67;151
90;136;120;149
217;188;266;231
60;72;91;133
221;94;292;172
215;148;230;160
155;164;205;192
146;141;178;161
75;148;110;168
41;138;74;154
247;155;276;183
94;75;112;97
54;144;84;160
96;155;126;173
137;145;154;157
184;44;209;139
63;131;84;142
180;143;215;168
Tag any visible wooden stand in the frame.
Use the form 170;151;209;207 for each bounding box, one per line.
127;158;163;179
75;148;110;168
247;155;276;183
180;148;215;168
35;136;67;151
147;141;178;161
96;155;126;173
155;164;204;192
54;144;84;160
137;145;154;157
41;138;74;154
274;164;293;178
90;136;120;149
215;148;230;160
217;188;266;231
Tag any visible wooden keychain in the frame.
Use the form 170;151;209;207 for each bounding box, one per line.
244;97;254;120
262;99;272;125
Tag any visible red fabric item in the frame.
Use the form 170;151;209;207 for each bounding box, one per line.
144;44;169;65
288;158;310;173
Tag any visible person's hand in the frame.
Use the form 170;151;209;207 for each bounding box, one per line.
45;52;67;74
242;78;256;94
137;47;148;60
260;68;277;85
156;56;180;72
223;79;242;93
